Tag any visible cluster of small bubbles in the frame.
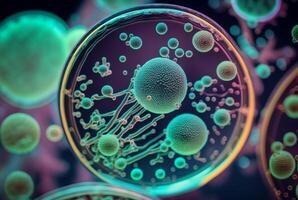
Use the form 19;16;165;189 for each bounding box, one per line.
156;22;168;35
119;55;126;63
283;95;298;119
4;171;34;200
213;108;231;127
0;113;40;154
168;37;179;49
216;61;238;81
256;64;271;79
184;22;193;32
192;30;215;53
159;46;170;57
175;48;185;58
46;124;64;142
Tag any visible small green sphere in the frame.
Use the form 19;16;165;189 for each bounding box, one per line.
101;85;113;97
46;124;63;142
115;158;127;170
168;38;179;49
81;97;94;109
184;22;193;33
155;169;166;180
192;30;214;53
213;109;231;127
216;61;238;81
119;32;128;41
269;150;295;180
188;92;196;100
129;36;142;50
174;157;186;169
166;113;209;156
156;22;168;35
159;143;169;153
130;168;143;181
98;64;108;73
283;95;298;119
97;135;119;157
159;46;169;57
270;141;284;153
256;64;271;79
196;101;207;113
283;132;297;147
201;75;212;87
194;80;205;92
119;55;126;63
292;25;298;43
4;171;34;200
66;26;87;52
175;48;185;58
133;57;187;114
225;97;235;106
1;113;40;154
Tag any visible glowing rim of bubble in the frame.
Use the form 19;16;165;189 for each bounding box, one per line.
231;0;281;22
0;10;68;109
36;182;157;200
59;4;256;196
259;66;298;198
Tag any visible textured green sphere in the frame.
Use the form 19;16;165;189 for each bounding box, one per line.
1;113;40;154
130;168;143;181
166;113;209;156
192;30;214;53
283;132;297;147
174;157;186;169
283;95;298;119
216;61;238;81
129;36;142;50
270;141;283;153
269;150;295;180
0;11;67;108
97;135;119;157
213;108;231;127
156;22;168;35
4;171;34;200
133;57;187;114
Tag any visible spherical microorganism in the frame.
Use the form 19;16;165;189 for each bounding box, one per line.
270;141;284;153
97;135;120;157
133;57;187;114
168;38;179;49
269;150;295;180
46;124;63;142
185;50;193;58
81;97;94;109
229;25;241;36
184;23;193;33
0;11;67;108
175;48;185;58
283;95;298;119
291;25;298;43
225;97;235;106
216;61;238;81
156;22;168;35
115;158;127;170
166;113;209;156
231;0;281;22
0;113;40;154
174;157;186;169
201;75;212;87
4;171;34;200
101;85;113;97
194;80;205;92
155;169;166;180
66;26;87;52
256;64;271;79
283;132;297;147
159;46;169;57
213;108;231;127
130;168;143;181
192;30;214;53
119;32;128;41
119;55;127;63
129;36;142;50
196;101;207;113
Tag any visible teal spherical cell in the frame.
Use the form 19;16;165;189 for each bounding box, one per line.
271;141;284;153
0;11;68;108
283;95;298;119
66;26;87;52
196;101;207;113
174;157;186;169
256;64;271;79
213;108;231;127
133;57;188;114
188;92;196;100
4;171;34;200
269;150;295;180
175;48;185;58
0;113;40;154
119;32;128;41
168;38;179;49
192;30;214;53
155;169;166;180
283;132;297;147
216;61;238;81
156;22;168;35
99;64;108;73
194;80;205;92
81;97;94;109
225;97;235;106
101;85;113;97
97;135;120;157
115;158;127;170
129;36;142;50
201;75;212;87
185;50;193;58
184;22;193;33
159;46;169;57
166;113;209;156
130;168;143;181
119;55;127;63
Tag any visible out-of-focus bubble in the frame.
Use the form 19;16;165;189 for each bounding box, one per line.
46;124;64;142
